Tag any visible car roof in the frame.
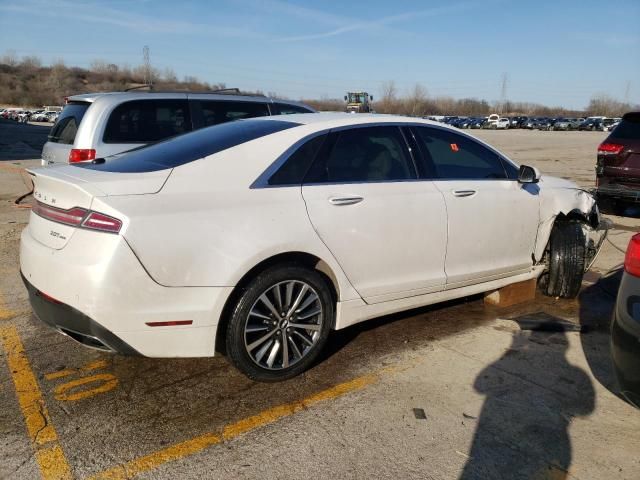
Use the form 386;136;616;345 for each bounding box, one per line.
66;91;310;108
250;112;449;130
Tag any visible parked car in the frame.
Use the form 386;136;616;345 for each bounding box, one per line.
579;118;605;131
40;90;315;166
611;233;640;408
469;117;486;129
21;113;602;381
496;117;510;129
604;118;621;132
595;112;640;214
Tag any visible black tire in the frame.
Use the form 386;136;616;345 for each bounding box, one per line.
542;221;586;298
226;264;334;382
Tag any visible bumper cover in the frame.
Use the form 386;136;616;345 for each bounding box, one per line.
22;272;139;355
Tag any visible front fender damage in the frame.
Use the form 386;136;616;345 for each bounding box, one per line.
533;187;607;265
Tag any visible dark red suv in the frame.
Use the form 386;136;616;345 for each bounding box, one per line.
596;112;640;214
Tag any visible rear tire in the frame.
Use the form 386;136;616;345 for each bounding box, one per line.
541;221;586;298
226;264;333;382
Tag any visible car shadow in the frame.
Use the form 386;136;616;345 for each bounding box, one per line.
459;327;595;480
578;267;624;397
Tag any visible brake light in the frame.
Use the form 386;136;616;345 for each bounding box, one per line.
32;203;86;227
32;201;122;234
69;149;96;163
82;211;122;233
598;142;624;155
624;234;640;277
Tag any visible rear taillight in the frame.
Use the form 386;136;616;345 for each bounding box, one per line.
68;149;96;163
624;234;640;277
32;202;122;234
82;211;122;233
598;142;624;155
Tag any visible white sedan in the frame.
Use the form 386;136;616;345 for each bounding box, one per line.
20;113;601;381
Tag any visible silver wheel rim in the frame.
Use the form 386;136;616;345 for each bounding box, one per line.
244;280;323;370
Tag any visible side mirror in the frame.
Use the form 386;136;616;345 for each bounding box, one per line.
518;165;541;184
370;96;373;101
344;95;348;101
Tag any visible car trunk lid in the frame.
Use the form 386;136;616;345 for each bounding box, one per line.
27;166;171;249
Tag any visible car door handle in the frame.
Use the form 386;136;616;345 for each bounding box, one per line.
452;190;477;198
329;196;364;206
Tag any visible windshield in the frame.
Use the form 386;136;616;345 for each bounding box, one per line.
347;93;367;104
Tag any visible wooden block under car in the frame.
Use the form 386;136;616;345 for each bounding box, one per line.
484;278;537;308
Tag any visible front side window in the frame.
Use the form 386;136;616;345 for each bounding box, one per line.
103;100;190;143
192;100;269;128
412;127;509;180
305;126;415;184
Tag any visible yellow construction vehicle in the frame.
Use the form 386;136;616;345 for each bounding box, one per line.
344;91;374;113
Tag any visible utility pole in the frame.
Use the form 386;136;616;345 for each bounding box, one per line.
143;45;152;87
499;72;508;114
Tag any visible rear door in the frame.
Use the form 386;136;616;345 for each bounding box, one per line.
41;101;91;165
410;126;540;289
301;125;448;303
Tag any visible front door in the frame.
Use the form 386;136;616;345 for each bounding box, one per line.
301;125;448;303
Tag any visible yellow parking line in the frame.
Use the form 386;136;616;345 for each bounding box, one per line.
0;326;72;480
90;373;378;480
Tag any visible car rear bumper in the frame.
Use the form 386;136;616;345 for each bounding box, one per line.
22;272;140;355
596;184;640;202
20;224;233;357
611;272;640;408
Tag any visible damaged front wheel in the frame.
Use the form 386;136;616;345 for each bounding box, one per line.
541;221;586;298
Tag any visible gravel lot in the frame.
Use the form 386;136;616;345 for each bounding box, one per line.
1;119;639;480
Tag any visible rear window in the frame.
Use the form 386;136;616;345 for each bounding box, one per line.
103;100;190;143
80;119;299;173
47;102;89;144
611;113;640;139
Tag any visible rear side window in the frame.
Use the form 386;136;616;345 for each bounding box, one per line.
80;119;299;173
268;134;327;186
412;127;508;180
191;100;269;128
47;102;89;144
611;113;640;140
103;100;190;143
304;126;415;183
275;103;314;115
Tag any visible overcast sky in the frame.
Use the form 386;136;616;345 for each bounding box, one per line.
1;0;638;109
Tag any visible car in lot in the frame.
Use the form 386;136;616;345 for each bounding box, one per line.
41;90;315;166
579;118;605;131
611;233;640;408
469;117;486;129
595;112;640;214
604;117;621;132
496;118;510;129
21;113;602;381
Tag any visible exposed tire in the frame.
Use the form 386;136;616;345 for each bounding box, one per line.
226;264;334;382
542;221;586;298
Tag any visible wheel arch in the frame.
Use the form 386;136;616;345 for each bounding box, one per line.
215;251;340;353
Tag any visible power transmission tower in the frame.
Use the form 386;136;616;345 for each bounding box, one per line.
143;45;152;87
624;81;631;104
500;72;508;114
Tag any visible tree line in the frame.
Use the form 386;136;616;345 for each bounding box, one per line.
0;52;636;117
